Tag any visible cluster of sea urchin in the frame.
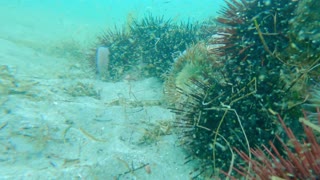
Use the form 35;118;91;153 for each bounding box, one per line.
211;0;313;140
94;14;200;81
166;43;256;177
166;0;320;178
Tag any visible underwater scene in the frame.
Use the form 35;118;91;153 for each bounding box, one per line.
0;0;320;179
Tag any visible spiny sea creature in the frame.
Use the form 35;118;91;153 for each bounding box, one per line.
233;110;320;179
213;0;298;63
166;0;319;178
92;14;200;81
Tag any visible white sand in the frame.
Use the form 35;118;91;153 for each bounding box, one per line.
0;1;223;177
0;27;194;180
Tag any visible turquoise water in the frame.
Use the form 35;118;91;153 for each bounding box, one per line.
0;0;225;47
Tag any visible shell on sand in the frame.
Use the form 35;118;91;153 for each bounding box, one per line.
96;46;110;80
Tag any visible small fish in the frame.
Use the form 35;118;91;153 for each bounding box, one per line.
163;0;171;3
96;46;110;80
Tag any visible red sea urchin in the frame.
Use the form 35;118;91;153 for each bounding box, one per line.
233;109;320;179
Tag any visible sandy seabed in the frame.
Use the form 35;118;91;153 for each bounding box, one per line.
0;1;229;178
0;29;194;180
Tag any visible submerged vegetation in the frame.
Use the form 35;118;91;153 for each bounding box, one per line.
0;65;38;101
64;81;101;99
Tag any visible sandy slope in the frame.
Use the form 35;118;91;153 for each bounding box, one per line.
0;1;228;178
0;36;194;179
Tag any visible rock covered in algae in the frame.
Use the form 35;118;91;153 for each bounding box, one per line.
286;0;320;81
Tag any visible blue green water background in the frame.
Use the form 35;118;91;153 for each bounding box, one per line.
0;0;225;49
